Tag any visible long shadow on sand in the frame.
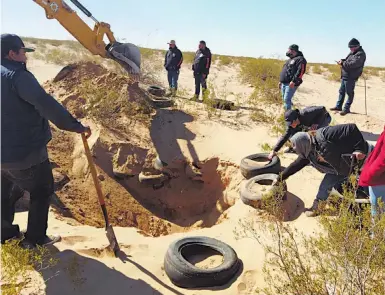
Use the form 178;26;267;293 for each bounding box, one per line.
42;249;182;295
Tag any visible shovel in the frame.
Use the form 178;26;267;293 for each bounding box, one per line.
81;133;120;256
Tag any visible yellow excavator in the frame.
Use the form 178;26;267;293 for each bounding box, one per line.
33;0;141;75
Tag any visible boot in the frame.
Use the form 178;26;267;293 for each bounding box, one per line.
340;109;350;116
305;199;320;217
165;88;172;97
330;107;342;111
171;88;177;97
190;94;199;101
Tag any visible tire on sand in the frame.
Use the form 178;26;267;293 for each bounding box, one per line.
164;236;242;288
147;85;166;97
240;153;281;179
240;173;287;208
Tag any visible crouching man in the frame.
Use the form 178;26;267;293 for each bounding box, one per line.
268;106;332;159
274;123;373;217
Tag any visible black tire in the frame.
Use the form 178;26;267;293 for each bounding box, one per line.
147;85;166;97
164;236;242;288
148;95;174;108
210;99;235;110
53;65;77;82
240;174;287;208
240;153;281;179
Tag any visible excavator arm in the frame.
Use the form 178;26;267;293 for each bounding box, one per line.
33;0;141;75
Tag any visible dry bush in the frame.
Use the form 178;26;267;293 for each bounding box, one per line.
217;55;233;67
235;173;385;295
1;239;58;295
321;63;341;82
312;64;323;74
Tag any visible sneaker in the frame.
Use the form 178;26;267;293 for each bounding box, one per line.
330;107;342;111
23;234;62;248
340;110;350;116
305;199;319;217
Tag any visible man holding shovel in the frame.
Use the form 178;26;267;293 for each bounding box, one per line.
1;34;91;246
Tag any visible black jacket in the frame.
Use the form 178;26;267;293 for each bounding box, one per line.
281;124;368;180
279;51;307;86
164;46;183;71
192;47;212;75
273;106;330;152
341;46;366;81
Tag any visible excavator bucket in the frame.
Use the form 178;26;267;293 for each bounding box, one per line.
106;42;141;75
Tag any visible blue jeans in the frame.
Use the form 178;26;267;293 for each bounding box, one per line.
1;159;54;244
316;173;347;201
368;185;385;217
167;70;179;89
336;79;356;111
281;83;298;110
194;73;208;96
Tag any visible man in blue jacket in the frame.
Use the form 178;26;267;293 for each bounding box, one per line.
330;38;366;116
191;41;212;101
1;34;91;246
164;40;183;97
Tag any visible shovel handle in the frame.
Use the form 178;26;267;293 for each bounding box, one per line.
81;133;105;207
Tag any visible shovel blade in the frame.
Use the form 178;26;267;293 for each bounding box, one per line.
106;42;141;75
106;224;120;256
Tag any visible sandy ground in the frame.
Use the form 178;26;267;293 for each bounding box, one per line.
11;52;385;295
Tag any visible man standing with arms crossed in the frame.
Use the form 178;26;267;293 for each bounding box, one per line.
1;34;91;246
164;40;183;97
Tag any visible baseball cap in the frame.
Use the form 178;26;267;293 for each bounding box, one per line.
167;40;176;45
1;34;35;56
284;109;300;126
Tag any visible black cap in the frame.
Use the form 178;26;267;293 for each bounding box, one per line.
348;38;360;48
289;44;299;51
199;40;206;45
284;109;300;126
1;34;35;57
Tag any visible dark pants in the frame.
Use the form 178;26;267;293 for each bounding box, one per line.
167;70;179;89
336;79;356;111
194;73;207;96
1;159;54;244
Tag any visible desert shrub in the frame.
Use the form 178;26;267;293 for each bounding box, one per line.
44;48;78;65
322;63;341;82
236;172;385;295
1;239;58;295
240;58;284;106
217;55;233;67
183;52;196;64
312;64;323;74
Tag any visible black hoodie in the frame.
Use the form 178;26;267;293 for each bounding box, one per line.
341;46;366;81
279;51;307;86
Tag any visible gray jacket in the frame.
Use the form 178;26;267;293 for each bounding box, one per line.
1;59;85;164
341;47;366;81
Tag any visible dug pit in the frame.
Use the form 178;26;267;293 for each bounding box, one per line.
42;62;243;237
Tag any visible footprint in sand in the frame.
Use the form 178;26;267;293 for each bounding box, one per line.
237;270;258;294
61;235;89;246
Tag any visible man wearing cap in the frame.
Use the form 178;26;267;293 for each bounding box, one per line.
279;44;307;110
1;34;91;246
164;40;183;97
268;106;332;159
330;38;366;116
191;41;212;101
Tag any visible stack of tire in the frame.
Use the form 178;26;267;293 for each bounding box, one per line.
239;153;287;208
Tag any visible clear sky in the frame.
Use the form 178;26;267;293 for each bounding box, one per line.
1;0;385;66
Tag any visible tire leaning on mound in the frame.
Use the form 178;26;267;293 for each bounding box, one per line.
240;153;281;179
240;173;288;209
164;236;242;288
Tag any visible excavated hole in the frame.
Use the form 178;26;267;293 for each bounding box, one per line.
249;179;273;195
181;245;224;269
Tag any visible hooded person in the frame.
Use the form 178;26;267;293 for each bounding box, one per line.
278;44;307;110
275;123;373;217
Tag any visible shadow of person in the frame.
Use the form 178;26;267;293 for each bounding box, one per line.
282;192;305;222
42;249;164;295
150;109;199;165
361;131;380;142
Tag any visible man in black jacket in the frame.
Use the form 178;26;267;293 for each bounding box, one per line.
1;34;91;246
275;123;373;217
330;38;366;116
164;40;183;97
279;44;307;110
191;40;212;101
268;106;332;159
